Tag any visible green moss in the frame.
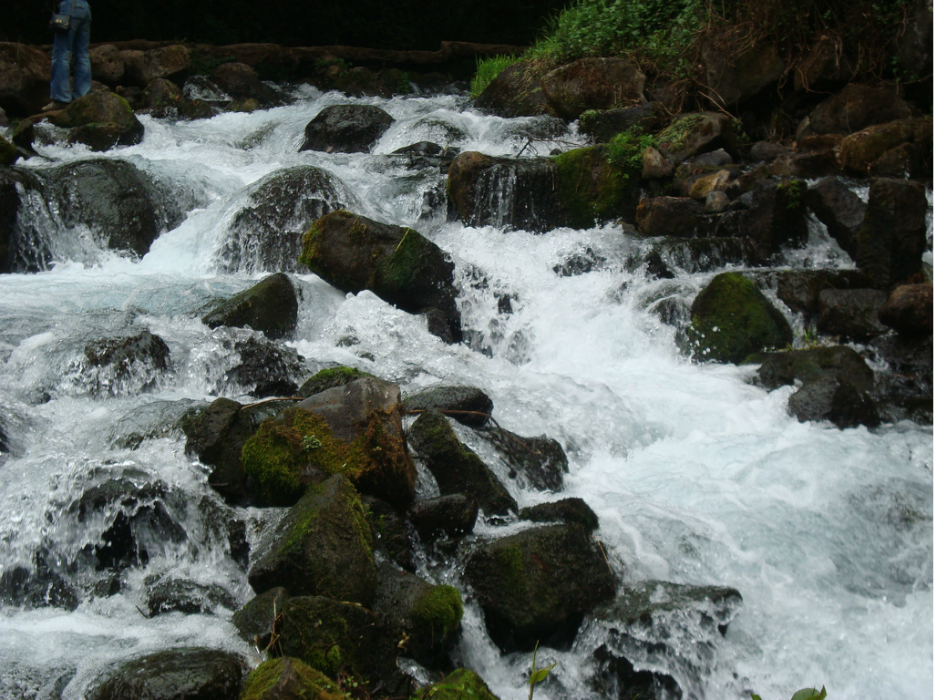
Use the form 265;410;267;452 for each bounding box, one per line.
552;145;635;229
241;657;349;700
414;668;500;700
495;543;529;598
411;585;464;636
298;222;324;271
298;366;374;397
655;113;706;160
606;126;658;176
279;478;373;560
377;227;425;290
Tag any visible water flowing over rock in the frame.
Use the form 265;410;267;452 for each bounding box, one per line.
299;104;394;153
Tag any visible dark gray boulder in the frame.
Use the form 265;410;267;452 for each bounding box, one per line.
477;426;568;492
878;284;933;336
86;647;245;700
232;587;290;650
788;376;881;429
754;346;875;393
48;91;145;152
408;493;479;543
201;272;299;340
299;104;394;153
221;166;355;273
221;336;305;398
145;576;238;616
407;409;517;517
856;178;929;288
403;385;494;428
817;288;888;341
518;497;599;532
463;523;617;652
805;177;867;258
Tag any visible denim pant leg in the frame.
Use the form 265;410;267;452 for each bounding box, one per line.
49;0;92;103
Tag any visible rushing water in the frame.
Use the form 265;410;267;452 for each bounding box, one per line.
0;84;931;700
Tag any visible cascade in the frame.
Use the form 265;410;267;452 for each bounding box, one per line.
0;84;930;700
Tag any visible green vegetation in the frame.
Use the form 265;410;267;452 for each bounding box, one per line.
241;657;349;700
606;126;657;177
411;585;464;637
470;55;521;97
526;642;557;700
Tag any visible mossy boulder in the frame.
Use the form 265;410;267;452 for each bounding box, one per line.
48;91;144;151
539;57;646;121
412;669;501;700
87;647;245;700
297;366;375;398
373;561;463;667
474;61;557;118
754;346;875;393
579;102;665;144
552;144;640;229
407;409;517;517
299;104;394;153
463;523;617;652
276;595;399;686
240;657;349;700
299;210;460;341
202;273;299;340
655;112;738;164
684;272;793;363
839;117;932;176
247;474;377;605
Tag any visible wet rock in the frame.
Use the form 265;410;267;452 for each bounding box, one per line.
403;385;494;428
806;84;919;136
463;523;617;652
788;376;881;428
474;61;558;118
855;178;929;288
240;657;347;700
763;269;874;315
232;587;290;649
408;409;517;516
145;576;238;616
373;561;463;668
447;152;560;232
839;117;932;176
276;595;399;685
47;91;145;151
299;104;394;153
804;177;866;258
121;45;191;87
588;649;682;700
553;246;608;276
518;497;599;532
197;495;250;570
714;178;808;262
683;272;793;363
409;493;480;542
76;330;171;396
413;669;500;700
579;102;665;143
86;647;245;700
89;44;125;85
870;333;933;424
0;552;80;611
817;288;888;341
297;366;375;398
656;112;738;164
45;158;183;259
211;61;285;107
181;396;295;504
477;426;568;492
222;336;304;398
878;284;933;335
540;57;646;121
645;237;759;274
363;495;416;571
635;197;703;238
248;474;377;604
552;144;641;228
754;346;875;393
220;165;354;272
300;210;461;341
202;272;299;340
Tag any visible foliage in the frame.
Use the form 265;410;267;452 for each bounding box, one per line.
470;55;521;97
527;641;557;700
606;126;657;177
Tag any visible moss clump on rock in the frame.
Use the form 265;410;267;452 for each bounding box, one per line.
413;669;501;700
298;366;374;398
684;272;793;364
241;657;349;700
411;585;464;638
552;145;638;229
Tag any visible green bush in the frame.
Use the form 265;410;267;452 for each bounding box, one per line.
470;55;521;97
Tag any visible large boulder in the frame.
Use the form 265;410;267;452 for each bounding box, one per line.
804;177;867;258
0;43;49;116
878;284;933;336
579;102;666;143
201;272;299;340
788;377;881;428
48;91;145;151
714;178;809;262
120;45;191;87
683;272;793;363
540;57;646;121
299;210;461;340
232;587;290;650
220;336;305;398
86;647;244;700
221;165;355;273
403;385;494;428
474;61;558;118
89;44;126;85
855;178;929;288
655;112;738;164
805;84;919;136
241;376;415;508
635;196;704;238
407;409;517;517
408;493;480;543
552;145;641;228
248;474;377;604
816;288;889;341
462;523;617;652
77;329;172;397
211;61;285;108
240;657;349;700
299;104;394;153
701;39;784;108
765;269;875;315
838;117;932;176
476;426;569;492
755;346;875;393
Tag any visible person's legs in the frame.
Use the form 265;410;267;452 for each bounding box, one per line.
71;3;92;99
49;18;74;103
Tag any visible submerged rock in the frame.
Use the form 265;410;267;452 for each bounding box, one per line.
755;346;875;393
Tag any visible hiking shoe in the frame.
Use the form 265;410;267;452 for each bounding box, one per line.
42;100;69;112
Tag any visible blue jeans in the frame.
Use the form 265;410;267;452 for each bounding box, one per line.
50;0;92;103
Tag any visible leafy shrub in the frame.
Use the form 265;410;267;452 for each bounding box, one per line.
606;125;658;177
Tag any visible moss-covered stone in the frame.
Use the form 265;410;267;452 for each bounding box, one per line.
684;272;793;364
655;112;737;164
552;144;638;229
247;475;376;605
49;91;145;151
413;669;501;700
298;367;375;398
201;272;299;340
240;657;348;700
410;584;464;638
